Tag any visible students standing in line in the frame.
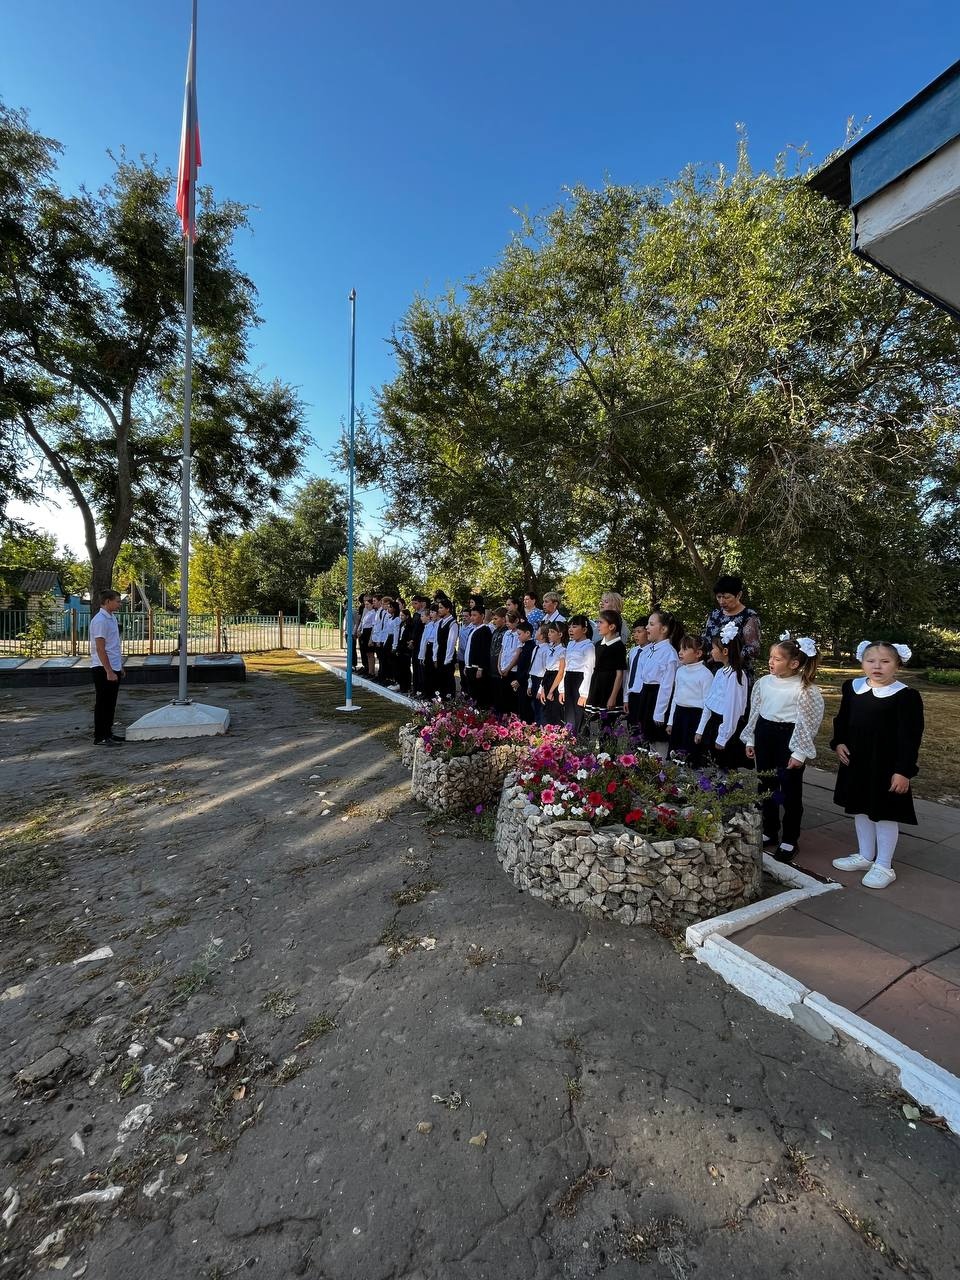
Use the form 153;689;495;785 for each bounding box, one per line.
434;596;459;700
559;614;596;738
527;623;552;726
636;609;683;753
624;616;650;729
695;623;750;769
462;605;492;705
587;609;628;728
539;620;568;725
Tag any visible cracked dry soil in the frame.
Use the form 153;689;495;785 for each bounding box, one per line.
1;667;959;1280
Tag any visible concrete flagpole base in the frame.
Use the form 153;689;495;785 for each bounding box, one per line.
126;701;231;741
336;703;362;713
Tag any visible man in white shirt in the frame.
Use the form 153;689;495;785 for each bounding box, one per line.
89;589;125;746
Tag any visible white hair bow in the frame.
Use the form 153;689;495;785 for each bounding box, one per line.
856;640;912;664
779;631;818;658
719;620;739;644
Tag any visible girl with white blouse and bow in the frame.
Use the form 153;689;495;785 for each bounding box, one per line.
695;622;750;768
558;614;596;738
741;633;825;863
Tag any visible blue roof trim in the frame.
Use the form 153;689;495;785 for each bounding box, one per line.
849;68;960;206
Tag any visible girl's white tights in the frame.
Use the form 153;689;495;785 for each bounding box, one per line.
854;814;900;869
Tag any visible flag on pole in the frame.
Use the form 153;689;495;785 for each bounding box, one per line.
176;3;201;240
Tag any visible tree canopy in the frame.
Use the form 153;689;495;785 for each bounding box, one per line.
366;146;960;652
0;102;308;597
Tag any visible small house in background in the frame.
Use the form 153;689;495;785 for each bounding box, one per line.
0;568;67;612
810;59;960;319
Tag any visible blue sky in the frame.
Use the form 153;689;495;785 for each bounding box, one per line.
4;0;960;554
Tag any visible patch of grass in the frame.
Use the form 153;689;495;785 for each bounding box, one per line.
299;1013;337;1044
552;1165;611;1218
171;939;222;999
46;923;95;964
261;988;296;1020
561;1034;583;1054
120;961;163;993
119;1062;142;1096
482;1006;522;1027
466;944;496;968
391;879;440;907
0;842;64;893
244;651;411;754
564;1074;584;1104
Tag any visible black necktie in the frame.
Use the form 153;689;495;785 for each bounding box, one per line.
630;648;642;685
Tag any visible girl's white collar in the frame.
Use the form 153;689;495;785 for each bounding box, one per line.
853;676;906;698
599;635;620;646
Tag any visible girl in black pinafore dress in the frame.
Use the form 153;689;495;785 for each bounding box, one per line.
830;641;924;890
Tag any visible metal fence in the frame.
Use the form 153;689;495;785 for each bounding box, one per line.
0;609;343;658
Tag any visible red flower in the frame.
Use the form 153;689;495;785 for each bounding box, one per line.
587;791;604;807
605;781;618;795
624;809;644;824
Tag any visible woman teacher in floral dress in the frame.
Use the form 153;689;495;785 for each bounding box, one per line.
703;574;761;679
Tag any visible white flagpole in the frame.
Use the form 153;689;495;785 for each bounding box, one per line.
337;288;361;714
176;0;198;706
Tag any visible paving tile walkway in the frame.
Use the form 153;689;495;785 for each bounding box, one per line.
730;768;960;1077
305;649;960;1079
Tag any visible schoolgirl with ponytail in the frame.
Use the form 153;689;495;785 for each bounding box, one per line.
696;622;750;769
741;632;825;863
635;608;683;751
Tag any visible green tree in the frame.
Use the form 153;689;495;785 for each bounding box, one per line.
308;541;416;622
188;534;256;613
0;103;307;599
0;526;88;599
243;477;349;615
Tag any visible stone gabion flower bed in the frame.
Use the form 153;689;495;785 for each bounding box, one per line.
399;722;419;770
494;775;762;928
410;736;520;814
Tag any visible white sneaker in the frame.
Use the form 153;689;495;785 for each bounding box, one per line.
832;854;875;871
862;865;896;890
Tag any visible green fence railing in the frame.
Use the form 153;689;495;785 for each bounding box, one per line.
0;609;345;658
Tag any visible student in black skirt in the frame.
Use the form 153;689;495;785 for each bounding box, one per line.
587;609;628;733
539;620;568;725
527;623;551;726
829;641;925;889
666;635;713;764
559;614;596;738
635;608;682;751
741;634;825;862
393;608;415;694
695;625;750;769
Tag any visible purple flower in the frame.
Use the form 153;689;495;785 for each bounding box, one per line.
698;775;713;792
474;804;484;814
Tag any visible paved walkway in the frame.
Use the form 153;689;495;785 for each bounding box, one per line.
730;768;960;1078
305;648;960;1084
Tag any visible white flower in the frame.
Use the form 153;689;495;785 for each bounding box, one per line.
598;752;611;763
576;769;588;780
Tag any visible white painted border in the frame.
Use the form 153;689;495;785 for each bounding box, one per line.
685;853;840;949
297;653;416;709
691;926;960;1135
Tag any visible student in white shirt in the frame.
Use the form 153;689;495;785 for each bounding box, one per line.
359;594;378;676
636;609;682;753
497;610;523;715
559;614;596;737
741;634;825;862
433;596;460;700
624;616;650;730
667;635;714;764
527;623;551;726
696;623;750;769
89;589;125;746
539;620;568;726
418;604;440;698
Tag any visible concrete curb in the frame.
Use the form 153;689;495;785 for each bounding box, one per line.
297;652;417;709
687;879;960;1134
685;852;840;949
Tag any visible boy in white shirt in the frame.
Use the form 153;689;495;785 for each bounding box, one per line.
89;589;125;746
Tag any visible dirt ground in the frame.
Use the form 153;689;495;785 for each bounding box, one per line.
1;661;959;1280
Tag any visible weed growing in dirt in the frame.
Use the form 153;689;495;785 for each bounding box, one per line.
261;989;297;1019
552;1166;611;1218
466;944;496;968
379;921;420;958
565;1074;584;1104
482;1006;522;1027
299;1013;337;1044
172;939;222;999
391;879;440;907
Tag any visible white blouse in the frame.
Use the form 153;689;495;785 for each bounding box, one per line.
418;619;438;662
697;666;749;748
740;673;825;763
544;642;566;672
498;628;521;675
667;661;714;724
564;638;596;697
624;644;646;695
638;641;680;722
529;642;550;679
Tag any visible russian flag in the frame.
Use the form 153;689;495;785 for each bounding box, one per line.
176;1;201;240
